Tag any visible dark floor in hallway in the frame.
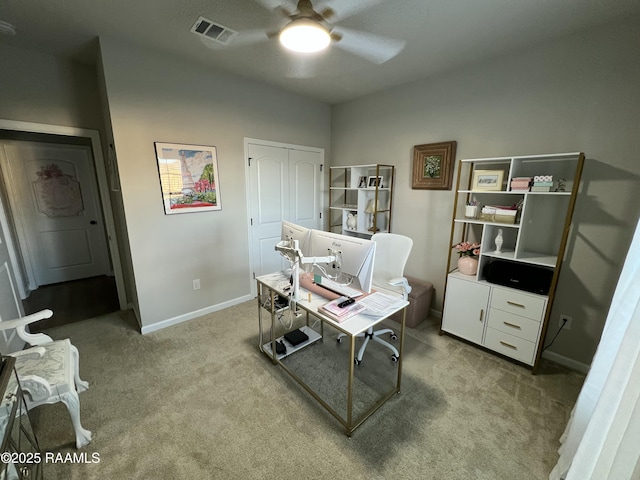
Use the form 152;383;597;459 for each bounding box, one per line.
22;275;120;331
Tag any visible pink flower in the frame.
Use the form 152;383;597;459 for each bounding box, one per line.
453;241;481;257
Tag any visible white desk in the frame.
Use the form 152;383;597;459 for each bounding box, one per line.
256;271;408;436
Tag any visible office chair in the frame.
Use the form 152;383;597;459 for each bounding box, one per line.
338;233;413;365
0;309;92;448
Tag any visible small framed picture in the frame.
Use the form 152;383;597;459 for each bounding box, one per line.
412;141;456;190
472;170;504;191
357;176;367;188
368;176;383;188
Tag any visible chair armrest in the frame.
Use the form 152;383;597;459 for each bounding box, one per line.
389;277;412;296
0;310;53;331
16;374;52;402
10;346;46;360
0;309;54;346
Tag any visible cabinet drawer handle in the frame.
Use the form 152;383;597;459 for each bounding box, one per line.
479;309;484;322
507;301;525;308
503;321;521;329
500;341;518;350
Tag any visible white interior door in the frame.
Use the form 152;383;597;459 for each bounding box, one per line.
0;141;111;287
248;143;289;277
246;140;323;288
0;194;24;353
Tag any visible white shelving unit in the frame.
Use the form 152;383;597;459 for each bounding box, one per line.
441;152;584;372
329;164;395;238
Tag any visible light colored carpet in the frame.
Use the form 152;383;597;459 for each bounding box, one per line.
29;300;585;479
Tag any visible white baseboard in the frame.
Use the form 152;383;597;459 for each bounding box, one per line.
140;294;253;335
542;350;590;374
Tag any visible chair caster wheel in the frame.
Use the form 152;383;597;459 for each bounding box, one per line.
391;354;399;363
390;333;398;341
354;358;361;366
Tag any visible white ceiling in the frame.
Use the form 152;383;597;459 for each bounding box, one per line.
2;0;640;104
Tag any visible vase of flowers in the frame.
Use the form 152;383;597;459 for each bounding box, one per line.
454;241;481;275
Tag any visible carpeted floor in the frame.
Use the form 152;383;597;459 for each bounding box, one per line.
28;300;585;479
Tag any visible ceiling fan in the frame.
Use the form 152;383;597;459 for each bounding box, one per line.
251;0;406;64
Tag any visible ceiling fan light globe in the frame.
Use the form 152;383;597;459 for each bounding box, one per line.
279;19;330;53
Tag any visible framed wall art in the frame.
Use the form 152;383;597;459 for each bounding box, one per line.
472;169;504;191
411;141;457;190
155;142;222;214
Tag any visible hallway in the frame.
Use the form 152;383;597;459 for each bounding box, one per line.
22;275;119;332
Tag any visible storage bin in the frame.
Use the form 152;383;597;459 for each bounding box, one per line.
389;276;434;328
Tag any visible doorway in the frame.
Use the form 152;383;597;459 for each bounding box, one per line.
0;120;126;328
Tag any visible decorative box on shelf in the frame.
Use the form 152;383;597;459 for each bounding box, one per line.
531;174;560;192
479;206;518;224
533;175;553;183
510;177;532;191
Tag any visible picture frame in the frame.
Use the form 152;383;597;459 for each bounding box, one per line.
412;141;457;190
472;169;504;191
368;176;383;188
154;142;222;214
357;176;367;188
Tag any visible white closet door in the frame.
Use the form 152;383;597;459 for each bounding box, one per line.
246;140;323;288
248;143;290;277
289;148;322;230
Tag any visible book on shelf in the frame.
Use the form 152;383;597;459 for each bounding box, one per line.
318;296;366;322
531;185;553;192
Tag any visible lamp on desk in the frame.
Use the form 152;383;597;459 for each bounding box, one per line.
365;199;380;232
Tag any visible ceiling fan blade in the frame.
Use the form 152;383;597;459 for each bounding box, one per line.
253;0;297;15
331;27;405;64
316;0;387;22
231;30;271;47
198;30;269;50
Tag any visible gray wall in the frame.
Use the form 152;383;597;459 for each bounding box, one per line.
0;44;103;130
331;19;640;367
98;37;331;328
2;17;638;366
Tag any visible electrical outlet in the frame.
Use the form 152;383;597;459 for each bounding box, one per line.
193;279;201;290
559;314;572;330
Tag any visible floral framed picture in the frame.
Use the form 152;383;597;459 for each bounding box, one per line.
472;169;504;191
154;142;222;214
412;141;457;190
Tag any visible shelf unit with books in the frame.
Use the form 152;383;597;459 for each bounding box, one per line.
441;152;584;372
328;164;395;238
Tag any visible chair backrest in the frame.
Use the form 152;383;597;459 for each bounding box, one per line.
370;233;413;298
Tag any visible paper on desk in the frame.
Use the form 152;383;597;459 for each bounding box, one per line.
358;292;406;317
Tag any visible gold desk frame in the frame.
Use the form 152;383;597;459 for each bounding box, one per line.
256;274;407;437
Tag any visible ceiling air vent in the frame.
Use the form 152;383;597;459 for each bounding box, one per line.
190;16;237;45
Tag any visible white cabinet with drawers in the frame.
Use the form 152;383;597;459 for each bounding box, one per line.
440;152;584;371
443;274;547;365
484;286;546;365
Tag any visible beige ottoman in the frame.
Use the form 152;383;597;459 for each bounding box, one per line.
390;276;434;328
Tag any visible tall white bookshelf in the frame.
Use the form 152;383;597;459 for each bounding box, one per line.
441;152;584;372
328;164;395;238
